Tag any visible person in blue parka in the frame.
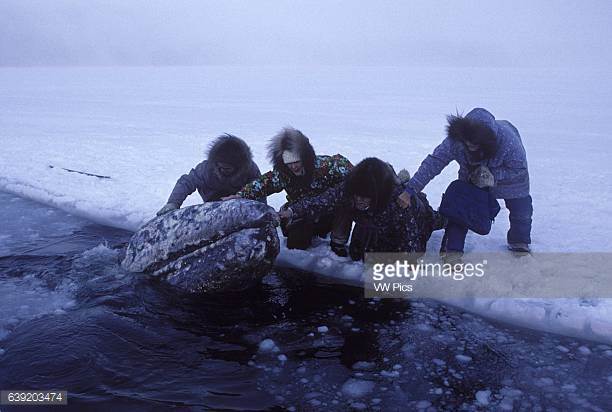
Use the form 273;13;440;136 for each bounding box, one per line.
398;108;533;253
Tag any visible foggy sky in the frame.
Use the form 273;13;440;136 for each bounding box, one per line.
1;0;611;67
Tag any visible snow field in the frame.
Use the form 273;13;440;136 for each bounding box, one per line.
2;66;611;343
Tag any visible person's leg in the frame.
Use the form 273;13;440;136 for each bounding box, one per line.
330;210;353;257
348;223;367;261
279;202;292;238
285;220;315;250
505;195;533;246
331;212;352;245
313;213;334;238
442;221;469;253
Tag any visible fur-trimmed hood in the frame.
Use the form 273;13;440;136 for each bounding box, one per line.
408;107;530;199
267;127;316;181
207;134;253;169
344;157;398;213
167;134;261;205
446;108;498;160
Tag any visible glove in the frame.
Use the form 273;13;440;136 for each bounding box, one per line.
397;168;411;184
278;207;294;226
397;187;420;212
156;202;178;216
330;241;348;257
470;165;495;188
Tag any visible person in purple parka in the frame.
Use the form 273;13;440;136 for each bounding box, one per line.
398;108;533;254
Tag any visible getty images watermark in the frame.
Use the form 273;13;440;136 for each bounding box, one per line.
371;257;487;293
366;254;487;297
364;252;612;299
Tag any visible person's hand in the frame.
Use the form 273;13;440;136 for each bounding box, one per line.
156;202;178;216
278;208;293;225
470;166;495;188
221;194;242;201
397;168;411;184
397;191;412;209
398;187;422;211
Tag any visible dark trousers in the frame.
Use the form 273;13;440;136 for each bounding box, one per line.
282;214;334;250
442;195;533;253
505;195;533;245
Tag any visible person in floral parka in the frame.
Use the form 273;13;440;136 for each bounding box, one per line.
226;127;353;250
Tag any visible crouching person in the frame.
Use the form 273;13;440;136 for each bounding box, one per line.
156;134;262;216
283;158;444;260
399;108;532;253
228;127;353;250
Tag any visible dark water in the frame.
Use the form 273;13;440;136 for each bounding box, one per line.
0;193;611;411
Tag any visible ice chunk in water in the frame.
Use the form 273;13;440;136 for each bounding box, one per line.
341;379;375;398
352;361;375;371
258;338;279;353
475;390;491;405
455;354;473;363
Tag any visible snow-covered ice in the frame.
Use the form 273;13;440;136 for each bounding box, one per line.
1;66;611;343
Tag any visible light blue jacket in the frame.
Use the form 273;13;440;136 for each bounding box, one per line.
407;108;530;199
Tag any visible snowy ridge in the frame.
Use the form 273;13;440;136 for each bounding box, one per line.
275;237;364;286
0;173;144;231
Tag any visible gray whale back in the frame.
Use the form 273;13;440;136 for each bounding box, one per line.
121;199;280;293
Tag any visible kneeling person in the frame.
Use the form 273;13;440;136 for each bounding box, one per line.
400;108;532;253
284;158;444;260
230;127;353;250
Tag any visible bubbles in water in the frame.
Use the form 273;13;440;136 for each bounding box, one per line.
0;274;76;340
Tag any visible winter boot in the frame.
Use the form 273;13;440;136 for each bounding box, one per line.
330;241;348;257
443;252;464;266
508;243;531;255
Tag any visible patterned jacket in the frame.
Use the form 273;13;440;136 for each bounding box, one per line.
237;154;353;203
289;183;442;254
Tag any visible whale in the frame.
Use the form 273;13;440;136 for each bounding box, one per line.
121;199;280;293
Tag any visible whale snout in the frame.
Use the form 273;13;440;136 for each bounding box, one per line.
121;199;280;293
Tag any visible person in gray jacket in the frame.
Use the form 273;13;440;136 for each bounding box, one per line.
156;134;261;216
398;108;532;253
